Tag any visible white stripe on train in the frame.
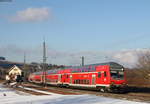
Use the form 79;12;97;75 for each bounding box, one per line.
31;80;110;87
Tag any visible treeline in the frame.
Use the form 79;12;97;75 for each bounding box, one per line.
126;52;150;87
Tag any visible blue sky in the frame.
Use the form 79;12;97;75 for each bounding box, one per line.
0;0;150;66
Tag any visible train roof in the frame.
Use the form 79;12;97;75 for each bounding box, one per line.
66;62;123;69
32;62;123;75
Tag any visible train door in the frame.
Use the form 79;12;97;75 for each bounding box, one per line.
96;66;109;85
92;74;96;85
102;71;107;84
61;74;67;84
41;74;45;83
64;74;69;84
58;74;61;84
70;75;72;84
40;75;43;83
96;66;106;84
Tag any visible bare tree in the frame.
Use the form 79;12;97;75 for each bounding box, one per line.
136;51;150;82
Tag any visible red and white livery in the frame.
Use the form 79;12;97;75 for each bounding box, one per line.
28;62;127;92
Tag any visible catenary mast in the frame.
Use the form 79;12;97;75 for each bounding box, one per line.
43;38;47;87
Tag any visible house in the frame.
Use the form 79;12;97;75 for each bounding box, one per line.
8;65;22;76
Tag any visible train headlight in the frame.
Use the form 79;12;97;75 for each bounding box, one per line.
122;83;126;85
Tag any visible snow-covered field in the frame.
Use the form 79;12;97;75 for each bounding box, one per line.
0;84;149;104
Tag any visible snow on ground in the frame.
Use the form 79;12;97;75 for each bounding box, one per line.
0;84;149;104
19;86;60;95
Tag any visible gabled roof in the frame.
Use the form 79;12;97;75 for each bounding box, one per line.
8;65;22;72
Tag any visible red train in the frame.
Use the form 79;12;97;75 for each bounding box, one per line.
28;62;127;92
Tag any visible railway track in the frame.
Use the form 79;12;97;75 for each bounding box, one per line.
15;82;150;103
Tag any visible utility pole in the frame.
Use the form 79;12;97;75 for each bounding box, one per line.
24;53;26;69
43;39;47;87
23;52;26;81
81;56;84;66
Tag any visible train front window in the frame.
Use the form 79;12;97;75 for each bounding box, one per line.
110;70;124;80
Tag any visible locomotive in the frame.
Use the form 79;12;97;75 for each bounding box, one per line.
28;62;127;93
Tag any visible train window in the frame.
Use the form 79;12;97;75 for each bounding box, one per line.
80;80;82;84
77;80;79;84
79;80;81;84
111;71;124;80
98;72;101;78
87;80;89;84
104;72;107;77
81;80;83;84
84;80;86;84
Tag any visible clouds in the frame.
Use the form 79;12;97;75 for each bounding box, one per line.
112;49;150;68
112;50;139;68
11;7;51;22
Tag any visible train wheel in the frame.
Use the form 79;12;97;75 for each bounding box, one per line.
65;84;70;88
99;87;107;93
100;88;105;92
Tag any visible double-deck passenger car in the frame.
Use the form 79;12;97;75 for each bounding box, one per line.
28;62;127;92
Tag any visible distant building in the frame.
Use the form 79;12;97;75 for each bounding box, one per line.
0;57;6;61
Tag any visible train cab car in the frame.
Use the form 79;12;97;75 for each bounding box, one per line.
66;62;127;92
95;62;127;92
109;63;127;92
